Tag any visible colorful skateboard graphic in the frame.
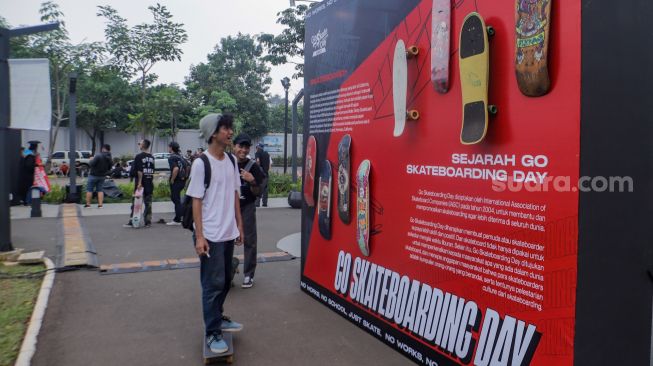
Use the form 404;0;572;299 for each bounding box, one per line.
318;160;332;240
303;136;317;207
203;333;234;364
131;187;144;228
337;135;352;224
392;39;420;137
356;160;371;256
459;12;495;145
431;0;451;93
515;0;552;96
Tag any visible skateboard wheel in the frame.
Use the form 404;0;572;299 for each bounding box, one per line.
488;105;498;115
406;45;419;58
407;110;420;120
486;26;495;37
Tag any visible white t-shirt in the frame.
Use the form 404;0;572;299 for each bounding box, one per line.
186;152;241;242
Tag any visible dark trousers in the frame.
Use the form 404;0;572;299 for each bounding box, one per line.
197;237;235;337
241;203;257;278
170;180;185;222
255;177;268;206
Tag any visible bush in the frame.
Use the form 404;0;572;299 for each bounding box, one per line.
42;185;66;203
271;156;304;167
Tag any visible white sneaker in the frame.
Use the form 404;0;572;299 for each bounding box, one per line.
242;276;253;288
166;221;182;226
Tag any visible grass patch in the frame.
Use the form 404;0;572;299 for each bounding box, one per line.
0;263;45;366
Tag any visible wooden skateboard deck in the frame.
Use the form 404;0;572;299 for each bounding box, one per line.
131;187;144;228
303;136;317;207
337;135;351;224
356;160;371;256
431;0;451;93
318;160;332;240
459;12;490;145
515;0;552;97
203;333;234;364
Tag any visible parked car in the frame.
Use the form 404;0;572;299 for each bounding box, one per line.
49;150;92;176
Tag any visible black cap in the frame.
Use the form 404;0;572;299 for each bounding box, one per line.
233;133;252;146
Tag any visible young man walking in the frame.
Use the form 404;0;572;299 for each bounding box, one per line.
167;141;187;225
233;134;265;288
187;113;244;354
85;144;113;208
254;142;270;207
124;139;154;227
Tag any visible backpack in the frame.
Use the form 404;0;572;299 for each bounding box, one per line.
182;152;236;231
242;159;264;197
177;155;191;181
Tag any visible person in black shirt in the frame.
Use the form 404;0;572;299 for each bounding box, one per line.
233;134;265;288
124;139;155;227
167;141;186;225
254;142;270;207
85;144;113;208
18;141;39;205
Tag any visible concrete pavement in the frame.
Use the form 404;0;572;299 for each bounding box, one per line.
10;207;407;365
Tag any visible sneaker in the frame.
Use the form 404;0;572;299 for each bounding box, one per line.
220;316;243;332
83;204;91;208
242;276;254;288
206;334;228;354
144;222;152;228
122;221;133;228
97;205;103;209
166;220;181;226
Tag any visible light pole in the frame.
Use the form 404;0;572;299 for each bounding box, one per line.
0;22;59;253
281;77;291;174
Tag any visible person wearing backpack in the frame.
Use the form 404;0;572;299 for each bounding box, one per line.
187;113;244;355
167;141;189;225
232;133;265;289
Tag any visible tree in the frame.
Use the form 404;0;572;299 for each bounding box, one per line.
77;65;139;154
186;33;271;138
267;102;303;134
97;3;188;137
258;5;309;79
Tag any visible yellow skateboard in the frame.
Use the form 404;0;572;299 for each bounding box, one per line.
459;12;496;145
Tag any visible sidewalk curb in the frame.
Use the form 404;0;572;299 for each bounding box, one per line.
15;257;55;366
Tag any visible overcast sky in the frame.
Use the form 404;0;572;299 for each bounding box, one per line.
1;0;304;98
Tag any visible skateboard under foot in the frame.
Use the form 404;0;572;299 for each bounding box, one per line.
356;160;371;256
203;333;234;364
337;135;351;224
303;136;317;207
431;0;451;93
459;12;496;145
515;0;552;97
393;39;420;137
318;160;332;240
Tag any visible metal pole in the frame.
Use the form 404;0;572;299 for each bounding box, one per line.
0;29;12;251
291;89;304;183
67;73;78;202
283;88;289;174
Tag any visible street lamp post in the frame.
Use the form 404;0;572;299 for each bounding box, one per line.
281;77;291;174
0;22;59;253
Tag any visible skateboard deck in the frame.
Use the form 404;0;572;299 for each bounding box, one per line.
337;135;351;224
131;187;144;228
459;12;491;145
318;160;332;240
303;136;317;207
515;0;552;97
431;0;451;93
392;40;420;137
203;333;234;364
356;160;371;256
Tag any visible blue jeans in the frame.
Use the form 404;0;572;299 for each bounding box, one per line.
195;235;235;337
86;175;105;193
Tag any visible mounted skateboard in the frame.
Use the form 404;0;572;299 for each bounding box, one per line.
337;135;351;224
303;136;317;207
459;12;496;145
318;160;332;240
203;333;234;364
515;0;552;97
356;160;371;256
431;0;451;93
392;39;420;137
131;187;144;228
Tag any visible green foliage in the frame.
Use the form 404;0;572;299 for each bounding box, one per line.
267;101;304;133
153;180;170;199
43;184;66;203
258;5;309;79
267;172;294;195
